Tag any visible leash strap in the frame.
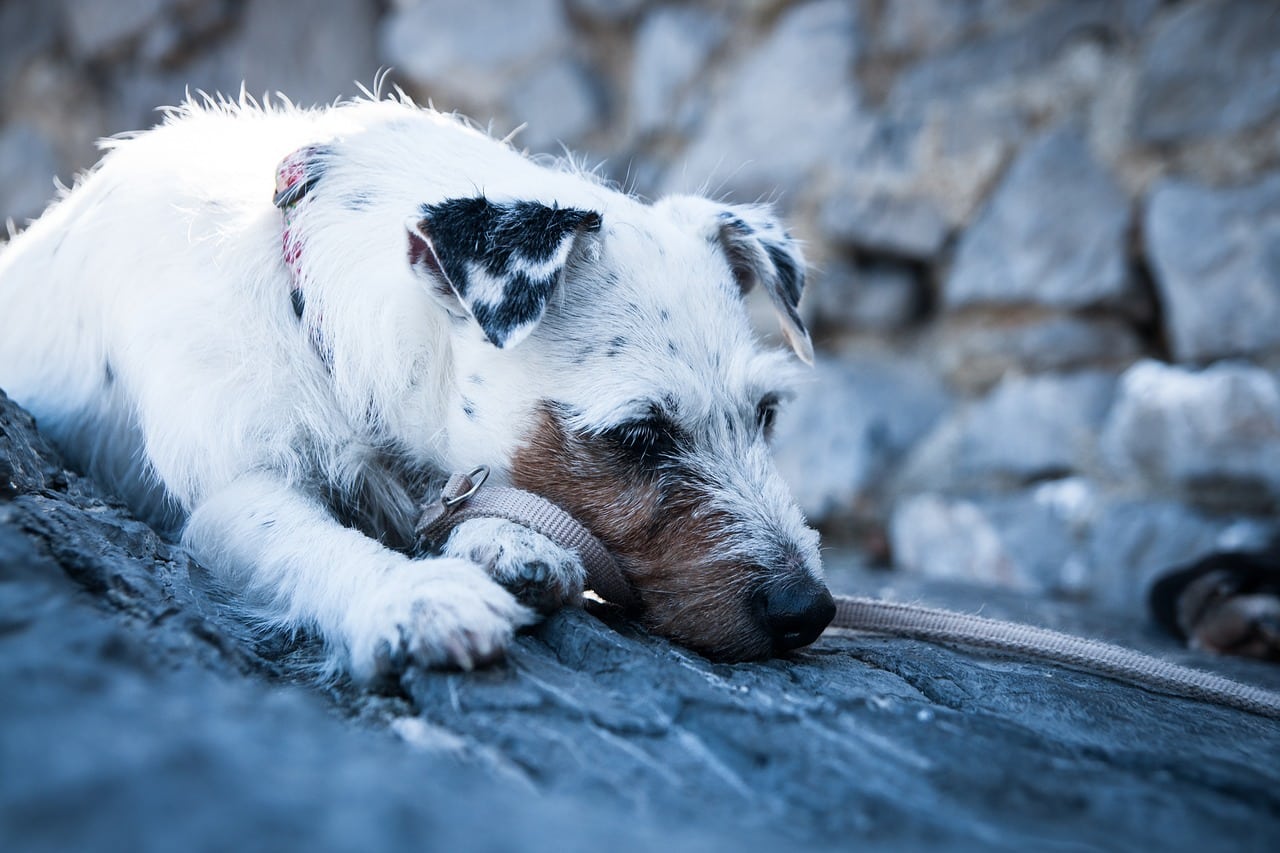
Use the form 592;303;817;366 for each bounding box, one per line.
419;471;1280;719
417;467;639;612
832;596;1280;719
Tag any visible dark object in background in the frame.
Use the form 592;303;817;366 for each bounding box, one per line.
1149;551;1280;662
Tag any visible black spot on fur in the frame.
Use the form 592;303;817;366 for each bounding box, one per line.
415;197;602;348
468;374;484;386
103;362;115;387
658;309;670;323
290;288;306;319
667;341;679;355
343;192;375;211
462;400;477;420
605;335;628;357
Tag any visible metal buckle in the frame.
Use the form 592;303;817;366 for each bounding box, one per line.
442;465;490;508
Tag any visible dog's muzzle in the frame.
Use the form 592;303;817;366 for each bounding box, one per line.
416;467;640;612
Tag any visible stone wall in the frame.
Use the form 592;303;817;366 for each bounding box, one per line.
2;0;1278;610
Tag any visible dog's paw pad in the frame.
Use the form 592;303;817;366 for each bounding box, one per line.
442;517;586;614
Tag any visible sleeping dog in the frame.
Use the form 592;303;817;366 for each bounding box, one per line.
0;94;834;680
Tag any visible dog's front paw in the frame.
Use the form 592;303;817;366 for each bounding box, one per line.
441;517;586;614
346;559;532;682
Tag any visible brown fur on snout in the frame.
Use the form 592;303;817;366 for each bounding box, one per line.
510;406;776;660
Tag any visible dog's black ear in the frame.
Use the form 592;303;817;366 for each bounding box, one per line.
656;196;812;364
714;206;812;365
407;198;602;348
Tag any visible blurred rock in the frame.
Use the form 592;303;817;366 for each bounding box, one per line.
61;0;174;60
773;356;950;524
629;6;728;137
1134;0;1280;143
889;487;1088;594
0;2;60;97
0;124;60;225
670;0;864;204
819;106;1024;259
891;478;1277;604
231;0;379;107
0;125;58;225
888;0;1149;105
1087;497;1278;609
933;311;1143;392
872;0;1039;58
505;59;602;152
381;0;567;111
1144;173;1280;363
945;130;1132;311
809;260;925;333
1101;360;1280;511
565;0;648;24
898;371;1115;494
820;185;949;260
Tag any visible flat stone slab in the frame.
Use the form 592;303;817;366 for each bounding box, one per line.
2;388;1279;851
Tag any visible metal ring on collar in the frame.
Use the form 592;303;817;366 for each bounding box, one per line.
443;465;490;508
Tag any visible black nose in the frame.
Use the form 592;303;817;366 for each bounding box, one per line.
753;577;836;652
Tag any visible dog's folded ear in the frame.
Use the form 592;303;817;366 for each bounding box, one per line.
407;198;602;349
658;197;813;364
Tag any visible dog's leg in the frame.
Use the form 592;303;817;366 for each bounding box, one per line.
184;474;533;681
441;518;586;613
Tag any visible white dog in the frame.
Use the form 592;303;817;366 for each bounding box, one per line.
0;93;833;681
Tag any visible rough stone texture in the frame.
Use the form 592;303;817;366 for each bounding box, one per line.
0;124;60;225
1134;0;1280;143
1101;360;1280;511
61;0;175;61
1144;173;1280;363
3;0;1280;631
381;0;568;114
629;6;728;137
898;372;1115;494
228;0;380;109
504;59;602;152
4;389;1280;851
889;479;1279;604
945;130;1132;311
888;0;1152;106
773;357;950;524
933;311;1144;392
669;0;864;202
807;259;925;333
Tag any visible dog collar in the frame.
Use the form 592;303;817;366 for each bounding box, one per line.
417;467;640;613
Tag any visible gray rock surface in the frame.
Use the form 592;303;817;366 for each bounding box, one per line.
4;388;1280;850
670;0;864;202
1101;360;1280;510
629;6;728;137
1144;173;1280;363
380;0;567;110
898;371;1115;493
1134;0;1280;143
945;130;1132;311
504;58;602;152
889;478;1278;604
807;260;925;333
772;357;951;523
933;311;1143;392
0;124;60;225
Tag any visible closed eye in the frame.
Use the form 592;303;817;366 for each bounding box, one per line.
756;394;781;438
603;412;681;467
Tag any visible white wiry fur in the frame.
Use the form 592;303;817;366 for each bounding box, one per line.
0;93;823;679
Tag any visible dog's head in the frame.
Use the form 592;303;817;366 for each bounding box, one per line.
407;191;832;661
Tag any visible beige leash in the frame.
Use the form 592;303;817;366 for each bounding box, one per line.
419;468;1280;719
